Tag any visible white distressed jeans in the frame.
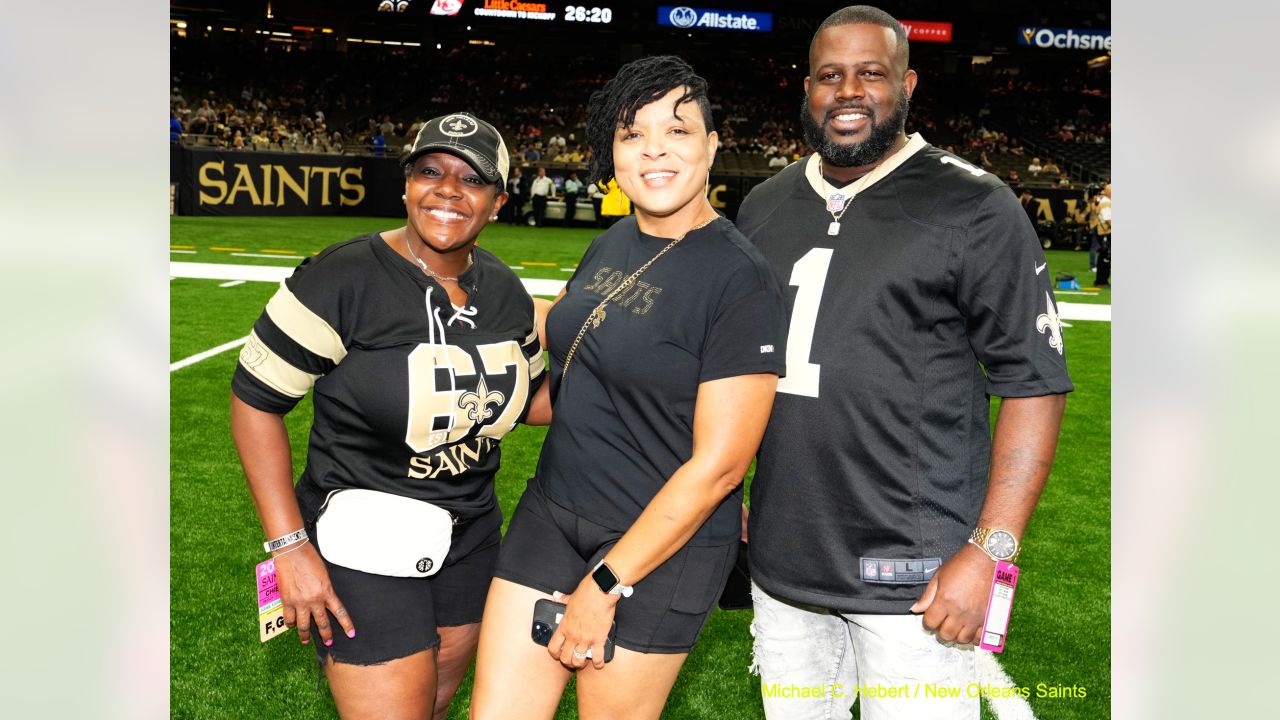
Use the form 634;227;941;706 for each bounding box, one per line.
750;581;978;720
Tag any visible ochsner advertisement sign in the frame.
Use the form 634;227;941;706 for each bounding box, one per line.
657;6;773;32
1018;26;1111;51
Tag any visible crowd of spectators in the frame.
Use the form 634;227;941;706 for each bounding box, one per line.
170;36;1108;182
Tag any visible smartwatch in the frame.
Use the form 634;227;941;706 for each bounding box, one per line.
968;527;1021;562
591;560;634;598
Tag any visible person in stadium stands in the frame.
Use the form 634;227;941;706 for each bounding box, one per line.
599;177;630;225
734;7;1073;719
1094;183;1112;286
562;171;584;228
530;166;556;227
230;112;550;720
170;112;184;143
471;55;788;720
505;166;526;224
586;178;605;227
1028;156;1043;175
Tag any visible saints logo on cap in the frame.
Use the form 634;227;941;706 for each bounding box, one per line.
439;114;479;137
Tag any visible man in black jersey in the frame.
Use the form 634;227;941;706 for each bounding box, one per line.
736;7;1073;719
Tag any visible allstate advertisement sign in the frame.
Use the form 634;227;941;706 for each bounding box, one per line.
657;6;773;32
1018;26;1111;51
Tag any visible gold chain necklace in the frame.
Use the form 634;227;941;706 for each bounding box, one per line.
406;236;472;283
561;215;717;378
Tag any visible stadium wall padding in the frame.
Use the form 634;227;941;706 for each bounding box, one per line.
169;146;1085;225
172;146;406;216
170;145;777;220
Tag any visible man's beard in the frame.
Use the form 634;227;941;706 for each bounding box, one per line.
801;89;910;168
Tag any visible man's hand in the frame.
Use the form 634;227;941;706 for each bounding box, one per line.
910;543;995;645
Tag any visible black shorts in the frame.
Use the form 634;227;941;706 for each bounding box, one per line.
308;503;501;666
494;479;736;654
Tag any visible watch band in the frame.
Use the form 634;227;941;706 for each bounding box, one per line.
591;560;634;598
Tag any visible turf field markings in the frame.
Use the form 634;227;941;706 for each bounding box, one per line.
522;261;557;266
170;261;568;296
1056;302;1110;322
231;252;303;260
977;650;1038;719
170;336;248;372
259;249;298;255
210;246;246;252
1056;291;1099;296
219;280;246;288
560;267;576;272
170;244;195;249
170;249;196;254
508;265;525;270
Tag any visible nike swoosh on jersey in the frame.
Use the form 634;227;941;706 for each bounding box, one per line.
1035;262;1047;275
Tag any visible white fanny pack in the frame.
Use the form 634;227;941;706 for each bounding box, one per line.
315;489;454;578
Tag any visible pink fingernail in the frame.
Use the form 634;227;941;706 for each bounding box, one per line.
301;639;309;645
325;639;333;647
347;630;356;638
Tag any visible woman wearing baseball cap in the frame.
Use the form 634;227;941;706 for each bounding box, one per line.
231;112;551;719
472;57;787;719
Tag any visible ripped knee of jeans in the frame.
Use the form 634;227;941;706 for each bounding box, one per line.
748;583;784;677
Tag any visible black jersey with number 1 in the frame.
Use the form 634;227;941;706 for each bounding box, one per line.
737;136;1073;614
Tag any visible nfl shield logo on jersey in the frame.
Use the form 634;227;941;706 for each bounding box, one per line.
826;193;846;212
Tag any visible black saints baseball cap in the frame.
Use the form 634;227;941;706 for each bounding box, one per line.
400;113;510;192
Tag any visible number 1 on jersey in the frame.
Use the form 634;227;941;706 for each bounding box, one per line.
777;248;832;398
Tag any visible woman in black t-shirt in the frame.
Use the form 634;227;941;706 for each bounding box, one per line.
472;56;787;720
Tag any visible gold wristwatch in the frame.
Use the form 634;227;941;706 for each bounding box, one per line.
968;527;1021;562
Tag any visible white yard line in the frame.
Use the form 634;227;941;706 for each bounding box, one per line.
170;337;247;372
978;650;1038;720
1054;290;1099;296
170;261;569;297
170;249;196;254
218;280;246;288
169;261;1109;373
1057;302;1110;322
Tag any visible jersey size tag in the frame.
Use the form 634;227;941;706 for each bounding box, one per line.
256;558;288;642
859;557;941;584
979;560;1019;653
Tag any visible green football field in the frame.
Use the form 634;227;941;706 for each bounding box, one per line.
170;216;1110;719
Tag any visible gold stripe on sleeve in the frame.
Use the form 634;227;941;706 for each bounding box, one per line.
528;350;546;380
523;328;539;347
238;330;320;399
264;282;348;363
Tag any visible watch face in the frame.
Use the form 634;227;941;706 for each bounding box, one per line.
592;563;619;593
986;531;1017;559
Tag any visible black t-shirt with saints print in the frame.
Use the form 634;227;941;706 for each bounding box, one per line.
537;215;787;546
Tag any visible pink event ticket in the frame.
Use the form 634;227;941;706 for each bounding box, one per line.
256;558;287;642
978;560;1019;653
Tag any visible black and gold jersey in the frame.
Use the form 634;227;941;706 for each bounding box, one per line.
232;233;545;522
737;137;1074;613
536;216;788;546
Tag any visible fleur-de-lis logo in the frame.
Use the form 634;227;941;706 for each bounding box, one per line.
1036;291;1064;356
458;375;505;424
438;114;478;138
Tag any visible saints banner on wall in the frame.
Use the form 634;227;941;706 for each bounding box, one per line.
173;146;407;216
